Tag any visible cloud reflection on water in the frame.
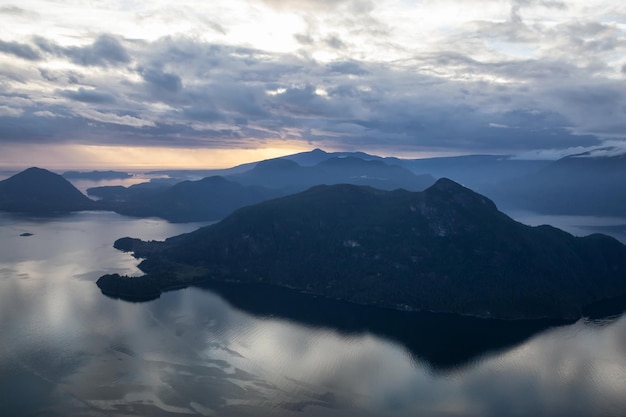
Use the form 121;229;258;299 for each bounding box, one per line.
0;212;625;416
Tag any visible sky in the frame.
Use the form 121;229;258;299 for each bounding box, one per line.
0;0;625;169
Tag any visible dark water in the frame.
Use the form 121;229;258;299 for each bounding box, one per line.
1;211;626;417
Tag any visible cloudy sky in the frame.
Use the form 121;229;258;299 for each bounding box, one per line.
0;0;625;168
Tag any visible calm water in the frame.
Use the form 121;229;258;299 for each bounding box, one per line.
1;211;626;417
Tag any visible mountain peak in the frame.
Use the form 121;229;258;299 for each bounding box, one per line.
18;166;55;177
428;177;464;191
0;167;94;213
4;167;70;187
24;166;48;172
426;177;498;211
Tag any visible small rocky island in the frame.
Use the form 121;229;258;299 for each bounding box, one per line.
98;179;626;320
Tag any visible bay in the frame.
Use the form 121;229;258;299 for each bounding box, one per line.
1;211;626;416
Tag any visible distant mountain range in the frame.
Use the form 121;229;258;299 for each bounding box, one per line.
97;178;626;320
143;147;626;217
283;148;395;166
62;170;133;180
488;153;626;216
228;156;435;191
88;155;436;221
2;146;624;219
146;148;548;190
93;176;281;222
278;148;626;217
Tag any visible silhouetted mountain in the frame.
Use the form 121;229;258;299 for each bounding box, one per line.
87;185;132;201
283;148;395;166
229;156;435;191
318;157;434;190
62;170;133;180
98;179;626;320
142;149;548;195
93;175;280;222
281;148;331;166
0;167;95;213
490;152;626;216
229;158;312;189
393;149;626;216
87;178;176;201
283;150;551;190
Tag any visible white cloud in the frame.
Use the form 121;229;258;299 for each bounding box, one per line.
0;105;23;117
72;108;155;128
0;0;624;164
32;110;58;117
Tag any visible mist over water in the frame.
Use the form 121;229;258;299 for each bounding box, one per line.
1;212;626;416
510;211;626;244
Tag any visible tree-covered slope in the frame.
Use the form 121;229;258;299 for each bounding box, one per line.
90;175;281;222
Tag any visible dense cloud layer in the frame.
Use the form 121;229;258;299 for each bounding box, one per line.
0;0;624;158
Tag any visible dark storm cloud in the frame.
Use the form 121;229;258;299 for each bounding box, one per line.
555;21;626;56
133;36;308;87
38;68;79;84
187;82;270;118
70;35;130;66
59;87;117;104
325;61;367;75
34;34;130;67
268;84;346;117
324;35;346;50
294;33;314;45
39;68;57;82
0;32;621;154
0;103;214;148
0;40;41;61
323;87;600;152
553;84;622;109
138;67;183;93
510;0;567;23
0;105;84;143
546;80;626;136
182;107;225;122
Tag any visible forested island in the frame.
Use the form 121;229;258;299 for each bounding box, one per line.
98;178;626;320
0;167;96;213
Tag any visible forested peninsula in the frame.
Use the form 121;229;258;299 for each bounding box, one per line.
98;179;626;320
